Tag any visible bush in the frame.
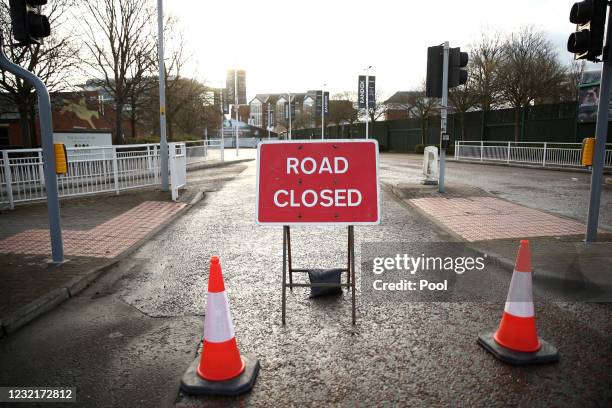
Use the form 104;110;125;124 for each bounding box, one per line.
415;144;426;154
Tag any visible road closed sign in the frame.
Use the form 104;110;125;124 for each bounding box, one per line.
256;140;380;225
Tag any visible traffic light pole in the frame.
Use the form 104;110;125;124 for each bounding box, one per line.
0;34;64;263
321;88;325;139
439;41;449;193
288;93;292;140
157;0;169;192
234;69;239;156
586;5;612;242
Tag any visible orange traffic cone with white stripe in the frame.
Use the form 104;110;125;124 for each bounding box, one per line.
478;240;559;365
181;256;260;396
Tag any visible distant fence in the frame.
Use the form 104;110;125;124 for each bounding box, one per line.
455;141;612;169
185;140;224;164
291;102;612;153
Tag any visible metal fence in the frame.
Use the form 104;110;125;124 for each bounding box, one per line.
1;142;188;209
454;141;612;169
185;139;225;165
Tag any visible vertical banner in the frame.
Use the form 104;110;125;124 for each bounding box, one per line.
323;92;330;116
358;75;366;109
368;76;376;108
268;109;274;127
222;89;229;114
315;90;323;114
225;69;247;105
284;101;296;121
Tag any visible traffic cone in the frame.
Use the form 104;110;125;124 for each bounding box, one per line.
478;240;560;365
180;256;260;396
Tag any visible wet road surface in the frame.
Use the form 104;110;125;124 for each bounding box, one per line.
0;158;610;407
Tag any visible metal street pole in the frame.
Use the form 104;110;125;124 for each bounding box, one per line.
586;6;612;242
288;93;292;140
439;41;449;194
234;69;239;157
157;0;169;192
0;34;64;263
321;87;325;139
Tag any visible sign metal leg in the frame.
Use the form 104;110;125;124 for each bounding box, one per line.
287;226;293;291
347;226;351;286
282;226;287;325
350;226;356;325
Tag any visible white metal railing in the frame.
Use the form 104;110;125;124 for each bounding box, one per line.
185;139;224;165
454;141;612;169
0;143;187;209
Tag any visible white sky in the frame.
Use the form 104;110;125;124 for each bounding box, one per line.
165;0;593;101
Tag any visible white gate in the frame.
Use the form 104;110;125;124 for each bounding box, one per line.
169;142;187;201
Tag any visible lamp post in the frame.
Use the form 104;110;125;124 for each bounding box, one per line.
287;93;292;140
365;65;372;140
157;0;169;191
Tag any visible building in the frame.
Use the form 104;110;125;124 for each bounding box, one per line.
0;90;121;148
249;90;319;134
384;91;421;120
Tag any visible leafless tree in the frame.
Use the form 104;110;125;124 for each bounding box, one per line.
561;60;586;102
366;89;388;123
407;83;439;145
496;26;567;141
449;70;480;140
81;0;156;143
328;98;358;126
328;98;357;138
469;31;504;111
0;0;80;147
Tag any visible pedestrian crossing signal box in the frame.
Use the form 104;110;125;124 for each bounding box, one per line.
441;133;450;150
581;137;595;166
54;143;68;175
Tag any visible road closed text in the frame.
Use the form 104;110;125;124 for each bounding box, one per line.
256;140;379;224
273;157;363;208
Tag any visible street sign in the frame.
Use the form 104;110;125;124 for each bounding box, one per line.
323;92;329;115
358;76;375;108
284;101;296;121
222;89;229;114
226;69;247;104
368;76;376;108
358;76;366;109
256;140;380;225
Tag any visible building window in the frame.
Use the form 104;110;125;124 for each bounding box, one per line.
250;101;262;127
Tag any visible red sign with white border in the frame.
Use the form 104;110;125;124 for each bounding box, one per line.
256;140;380;225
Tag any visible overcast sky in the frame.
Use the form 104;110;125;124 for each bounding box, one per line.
165;0;596;101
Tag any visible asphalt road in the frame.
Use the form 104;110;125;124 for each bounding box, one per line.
380;153;612;230
0;157;610;407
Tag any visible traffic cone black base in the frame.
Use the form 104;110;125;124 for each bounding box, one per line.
180;353;260;396
478;332;560;365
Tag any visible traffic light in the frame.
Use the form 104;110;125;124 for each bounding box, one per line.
567;0;608;62
449;48;468;88
8;0;51;45
426;45;443;98
426;45;469;98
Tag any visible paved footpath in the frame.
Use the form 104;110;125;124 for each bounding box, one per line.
0;160;610;407
0;163;248;335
